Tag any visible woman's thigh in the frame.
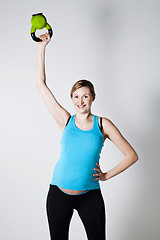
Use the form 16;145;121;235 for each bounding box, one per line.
46;185;74;240
75;189;106;240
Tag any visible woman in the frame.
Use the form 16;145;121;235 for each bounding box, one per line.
36;33;138;240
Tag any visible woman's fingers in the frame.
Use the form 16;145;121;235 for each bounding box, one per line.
41;34;47;41
94;163;101;172
94;168;100;172
93;163;106;181
39;33;51;42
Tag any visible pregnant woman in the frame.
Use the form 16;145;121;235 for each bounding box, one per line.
35;33;138;240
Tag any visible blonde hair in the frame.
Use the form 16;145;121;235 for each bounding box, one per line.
70;79;96;100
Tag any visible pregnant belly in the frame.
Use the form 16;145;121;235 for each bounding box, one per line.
53;159;98;191
58;187;88;195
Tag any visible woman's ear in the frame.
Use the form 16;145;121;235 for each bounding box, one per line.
92;96;95;102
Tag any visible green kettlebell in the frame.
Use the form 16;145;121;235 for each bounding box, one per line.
30;13;53;42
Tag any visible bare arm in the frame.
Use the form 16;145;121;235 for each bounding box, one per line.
35;33;71;130
103;118;138;180
93;118;138;181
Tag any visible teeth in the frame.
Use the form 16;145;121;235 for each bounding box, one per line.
78;105;86;108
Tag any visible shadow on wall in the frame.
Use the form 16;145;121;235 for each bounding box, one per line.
122;91;160;240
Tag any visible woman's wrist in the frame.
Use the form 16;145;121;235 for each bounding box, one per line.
37;45;46;52
104;172;111;181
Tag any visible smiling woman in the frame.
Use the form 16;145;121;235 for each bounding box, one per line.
35;33;138;240
71;84;94;115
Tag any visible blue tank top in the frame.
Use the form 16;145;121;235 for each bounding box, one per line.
50;114;104;190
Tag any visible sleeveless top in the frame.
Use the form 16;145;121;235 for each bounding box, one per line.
50;114;104;190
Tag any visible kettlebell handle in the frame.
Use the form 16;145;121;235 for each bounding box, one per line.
31;27;53;42
30;13;53;42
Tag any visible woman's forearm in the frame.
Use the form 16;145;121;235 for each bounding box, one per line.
36;46;46;86
105;152;138;180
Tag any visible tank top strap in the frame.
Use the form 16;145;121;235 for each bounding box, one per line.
92;114;96;130
94;115;103;133
100;116;102;132
93;115;97;130
65;115;72;127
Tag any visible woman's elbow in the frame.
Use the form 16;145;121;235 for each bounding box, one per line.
132;151;139;163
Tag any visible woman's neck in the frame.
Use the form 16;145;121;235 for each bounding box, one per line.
75;112;93;123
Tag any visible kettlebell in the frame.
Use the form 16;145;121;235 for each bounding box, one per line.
30;13;53;42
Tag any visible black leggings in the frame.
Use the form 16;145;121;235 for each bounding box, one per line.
46;184;106;240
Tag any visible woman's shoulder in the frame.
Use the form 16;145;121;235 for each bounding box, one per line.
97;115;114;138
96;115;111;124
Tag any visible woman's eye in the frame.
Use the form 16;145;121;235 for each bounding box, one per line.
74;96;88;98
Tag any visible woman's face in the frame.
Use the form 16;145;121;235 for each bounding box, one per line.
72;87;94;113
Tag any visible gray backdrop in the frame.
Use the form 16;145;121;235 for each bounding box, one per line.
0;0;160;239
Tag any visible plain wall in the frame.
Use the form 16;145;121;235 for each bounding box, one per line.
0;0;160;239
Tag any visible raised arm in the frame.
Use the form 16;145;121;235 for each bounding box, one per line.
36;33;71;133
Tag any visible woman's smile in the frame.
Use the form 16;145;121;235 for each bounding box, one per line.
77;105;86;108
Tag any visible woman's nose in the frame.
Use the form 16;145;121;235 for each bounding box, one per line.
79;98;84;104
